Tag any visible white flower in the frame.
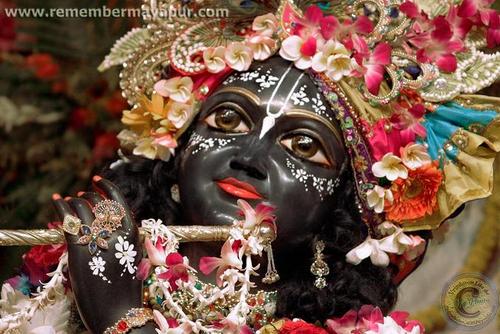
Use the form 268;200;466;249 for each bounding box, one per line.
366;315;422;334
377;221;399;236
401;143;431;170
312;40;355;81
167;100;194;129
372;153;408;181
252;13;278;36
376;222;425;258
279;35;314;70
154;76;193;103
133;137;172;161
225;42;253;71
366;185;393;213
115;236;137;272
89;257;106;275
378;227;413;256
203;46;226;73
0;283;31;317
16;297;71;334
346;237;391;267
247;34;277;61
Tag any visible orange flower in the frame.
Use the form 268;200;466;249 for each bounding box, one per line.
386;162;442;222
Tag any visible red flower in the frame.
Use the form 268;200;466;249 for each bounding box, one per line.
26;53;60;80
280;320;328;334
386;162;443;222
157;252;192;291
23;243;66;285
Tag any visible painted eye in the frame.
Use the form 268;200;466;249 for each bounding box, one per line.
204;107;250;133
281;134;331;167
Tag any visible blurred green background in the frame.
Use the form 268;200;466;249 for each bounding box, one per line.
0;0;139;282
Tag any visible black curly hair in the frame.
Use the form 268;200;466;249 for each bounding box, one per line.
102;144;399;323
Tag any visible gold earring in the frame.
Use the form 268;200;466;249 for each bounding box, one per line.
310;240;329;289
262;245;280;284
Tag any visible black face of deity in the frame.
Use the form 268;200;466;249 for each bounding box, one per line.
178;56;346;249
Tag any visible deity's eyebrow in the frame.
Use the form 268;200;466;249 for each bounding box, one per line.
212;87;261;106
285;108;343;145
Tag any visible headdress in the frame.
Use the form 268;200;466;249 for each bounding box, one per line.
100;0;500;281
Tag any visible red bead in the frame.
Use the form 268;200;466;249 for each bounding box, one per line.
117;320;129;332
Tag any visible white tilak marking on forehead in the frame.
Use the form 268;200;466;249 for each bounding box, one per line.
260;67;305;139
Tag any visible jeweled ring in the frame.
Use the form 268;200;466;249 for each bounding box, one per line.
76;200;126;255
62;214;82;236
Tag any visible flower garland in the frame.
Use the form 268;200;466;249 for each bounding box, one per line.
0;200;426;333
138;199;278;333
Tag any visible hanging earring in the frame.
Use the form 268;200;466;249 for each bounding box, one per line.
310;240;329;289
170;184;180;203
262;244;280;284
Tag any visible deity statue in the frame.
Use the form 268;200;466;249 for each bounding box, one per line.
1;1;499;333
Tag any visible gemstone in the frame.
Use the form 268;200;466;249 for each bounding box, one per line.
389;7;399;18
434;78;447;89
117;320;129;332
88;241;98;255
405;65;421;80
81;225;92;235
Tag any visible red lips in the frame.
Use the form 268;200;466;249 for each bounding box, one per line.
216;177;263;200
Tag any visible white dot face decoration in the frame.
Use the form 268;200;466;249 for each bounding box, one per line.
188;132;236;155
286;159;340;201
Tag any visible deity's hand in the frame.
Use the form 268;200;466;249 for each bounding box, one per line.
52;176;154;333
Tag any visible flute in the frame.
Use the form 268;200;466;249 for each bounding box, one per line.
0;226;233;246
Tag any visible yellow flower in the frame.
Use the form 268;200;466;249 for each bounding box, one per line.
122;93;170;135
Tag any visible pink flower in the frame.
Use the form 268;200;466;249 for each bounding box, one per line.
137;259;152;280
291;5;339;41
326;305;384;334
389;103;427;141
236;199;276;232
446;7;473;40
137;237;166;280
486;11;500;47
388;310;425;333
144;237;168;266
153;310;192;334
352;36;391;95
157;253;193;291
416;16;463;72
457;0;496;25
368;103;427;161
329;16;374;47
154;133;178;149
199;239;243;286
